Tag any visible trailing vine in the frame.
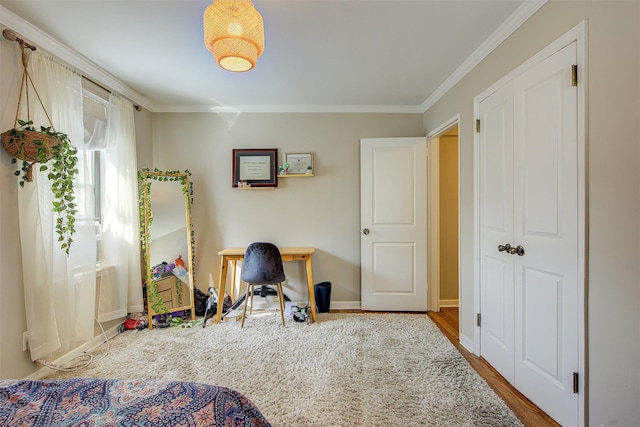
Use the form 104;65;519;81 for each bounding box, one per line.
6;119;79;254
138;168;195;323
147;278;168;316
174;276;183;306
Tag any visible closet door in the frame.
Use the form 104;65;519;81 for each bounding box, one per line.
478;41;579;427
512;41;579;426
478;83;515;384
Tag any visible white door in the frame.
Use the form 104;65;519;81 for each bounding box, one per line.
478;42;579;426
360;137;427;311
478;82;516;384
512;41;579;426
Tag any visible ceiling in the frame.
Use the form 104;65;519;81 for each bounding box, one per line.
0;1;541;113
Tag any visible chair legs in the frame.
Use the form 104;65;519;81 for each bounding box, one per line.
276;283;285;326
241;283;252;328
249;285;255;315
240;283;286;328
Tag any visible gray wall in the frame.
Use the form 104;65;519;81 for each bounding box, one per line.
422;1;640;425
0;39;29;378
151;112;424;303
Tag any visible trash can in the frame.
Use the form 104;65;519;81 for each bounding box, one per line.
314;282;331;313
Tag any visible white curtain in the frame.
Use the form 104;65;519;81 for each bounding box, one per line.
99;93;143;322
19;52;97;361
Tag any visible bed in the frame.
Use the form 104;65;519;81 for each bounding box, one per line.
0;378;271;426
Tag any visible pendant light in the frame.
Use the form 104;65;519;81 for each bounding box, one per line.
203;0;265;72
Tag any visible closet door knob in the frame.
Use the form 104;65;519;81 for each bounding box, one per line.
515;245;525;256
363;228;370;235
498;243;511;252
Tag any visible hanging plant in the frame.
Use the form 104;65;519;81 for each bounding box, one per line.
1;39;79;254
2;119;79;254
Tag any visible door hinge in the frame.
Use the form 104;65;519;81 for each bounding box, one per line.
476;119;481;133
573;372;579;393
572;64;578;87
477;313;481;327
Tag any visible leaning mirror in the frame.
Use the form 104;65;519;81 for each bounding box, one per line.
139;169;195;329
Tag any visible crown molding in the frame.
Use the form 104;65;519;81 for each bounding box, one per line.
420;0;547;113
154;104;424;114
0;5;153;111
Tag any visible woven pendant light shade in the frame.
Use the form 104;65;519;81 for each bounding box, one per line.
204;0;264;72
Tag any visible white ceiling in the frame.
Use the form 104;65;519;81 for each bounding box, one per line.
0;0;542;113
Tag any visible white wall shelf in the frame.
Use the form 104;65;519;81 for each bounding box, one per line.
278;173;314;178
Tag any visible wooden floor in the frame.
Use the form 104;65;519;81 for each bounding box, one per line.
427;307;560;427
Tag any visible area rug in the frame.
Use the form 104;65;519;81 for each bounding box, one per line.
43;313;523;426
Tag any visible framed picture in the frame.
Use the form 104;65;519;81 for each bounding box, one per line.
232;149;278;187
285;152;313;174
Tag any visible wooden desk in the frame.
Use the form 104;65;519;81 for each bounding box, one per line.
215;247;317;324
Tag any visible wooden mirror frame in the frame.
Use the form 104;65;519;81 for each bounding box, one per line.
139;169;196;329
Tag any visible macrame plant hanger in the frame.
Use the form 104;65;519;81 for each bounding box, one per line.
1;34;59;182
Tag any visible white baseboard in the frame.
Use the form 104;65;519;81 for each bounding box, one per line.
439;299;459;307
26;323;122;380
329;301;361;310
459;334;476;355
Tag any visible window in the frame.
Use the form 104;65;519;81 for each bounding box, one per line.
81;87;108;263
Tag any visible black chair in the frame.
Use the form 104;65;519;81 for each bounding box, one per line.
240;242;286;328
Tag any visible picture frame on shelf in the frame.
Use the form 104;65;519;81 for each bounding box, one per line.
232;148;278;187
285;152;313;174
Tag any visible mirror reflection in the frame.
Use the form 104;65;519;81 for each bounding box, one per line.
140;170;195;329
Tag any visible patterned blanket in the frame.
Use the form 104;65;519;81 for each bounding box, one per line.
0;378;271;426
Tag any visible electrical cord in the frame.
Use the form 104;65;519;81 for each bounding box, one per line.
36;317;111;372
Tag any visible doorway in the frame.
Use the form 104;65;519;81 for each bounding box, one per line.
438;126;459;309
427;116;460;336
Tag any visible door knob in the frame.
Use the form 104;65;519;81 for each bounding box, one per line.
515;245;525;256
498;243;511;252
363;228;370;235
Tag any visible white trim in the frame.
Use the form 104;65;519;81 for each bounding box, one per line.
575;21;588;427
156;104;424;114
439;299;459;308
474;22;585;103
25;323;122;380
472;21;587;426
472;97;482;356
427;136;440;312
427;115;461;139
459;334;475;354
422;0;547;113
329;301;361;311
